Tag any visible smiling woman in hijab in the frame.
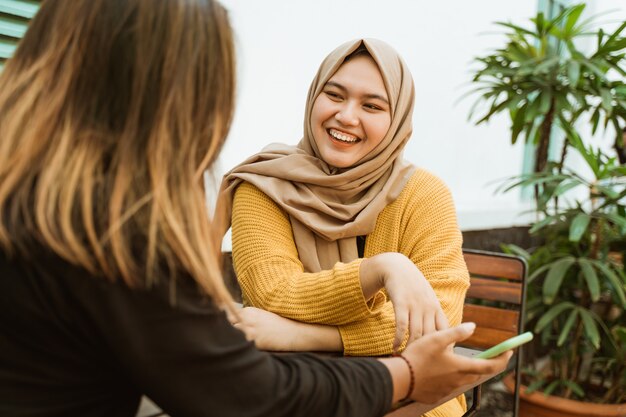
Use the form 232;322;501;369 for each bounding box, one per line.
216;39;471;417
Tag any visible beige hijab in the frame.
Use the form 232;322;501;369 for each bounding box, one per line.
215;38;416;272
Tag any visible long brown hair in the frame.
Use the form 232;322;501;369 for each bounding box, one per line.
0;0;235;304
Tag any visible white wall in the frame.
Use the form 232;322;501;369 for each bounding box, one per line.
215;0;624;235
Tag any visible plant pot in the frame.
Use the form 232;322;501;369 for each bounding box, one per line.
503;373;626;417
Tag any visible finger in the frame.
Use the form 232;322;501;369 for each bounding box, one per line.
422;311;437;335
435;309;449;330
496;350;514;368
393;307;409;352
408;310;423;344
429;322;476;349
233;322;247;331
225;309;239;325
459;350;514;375
475;350;514;374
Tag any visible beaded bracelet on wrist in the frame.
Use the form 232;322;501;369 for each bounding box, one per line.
393;353;414;402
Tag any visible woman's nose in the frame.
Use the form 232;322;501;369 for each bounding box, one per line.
334;103;359;126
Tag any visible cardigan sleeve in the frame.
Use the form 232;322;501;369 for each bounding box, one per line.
231;182;385;325
399;170;469;329
335;171;468;356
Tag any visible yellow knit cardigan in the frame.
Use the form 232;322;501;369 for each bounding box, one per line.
231;168;470;417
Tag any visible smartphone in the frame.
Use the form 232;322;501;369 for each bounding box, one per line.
474;331;534;359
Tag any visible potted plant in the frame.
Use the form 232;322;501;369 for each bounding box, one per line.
468;4;626;415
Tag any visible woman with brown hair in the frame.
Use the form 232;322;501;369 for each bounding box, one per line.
0;1;510;416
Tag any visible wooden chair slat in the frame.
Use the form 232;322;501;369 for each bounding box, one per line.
461;250;526;353
466;277;522;304
462;327;519;350
463;252;525;281
462;304;520;333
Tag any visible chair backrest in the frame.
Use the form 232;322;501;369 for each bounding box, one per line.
221;248;528;417
459;249;528;417
460;249;527;350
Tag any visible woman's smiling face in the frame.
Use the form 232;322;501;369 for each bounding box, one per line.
310;54;391;169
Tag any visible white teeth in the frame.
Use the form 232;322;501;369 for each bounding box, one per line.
329;129;359;143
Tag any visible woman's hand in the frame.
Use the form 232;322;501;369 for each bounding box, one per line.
360;252;449;351
229;307;302;351
228;306;343;352
405;323;512;404
380;323;513;405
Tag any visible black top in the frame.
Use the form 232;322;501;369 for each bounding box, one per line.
357;236;366;258
0;248;392;417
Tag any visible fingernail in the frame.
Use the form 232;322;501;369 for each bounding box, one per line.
460;322;476;332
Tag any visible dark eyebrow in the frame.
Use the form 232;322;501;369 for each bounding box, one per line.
325;81;389;105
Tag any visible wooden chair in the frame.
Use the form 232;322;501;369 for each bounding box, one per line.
458;249;528;417
217;250;527;417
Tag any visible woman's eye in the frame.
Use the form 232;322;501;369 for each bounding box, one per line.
324;91;342;100
365;103;382;111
